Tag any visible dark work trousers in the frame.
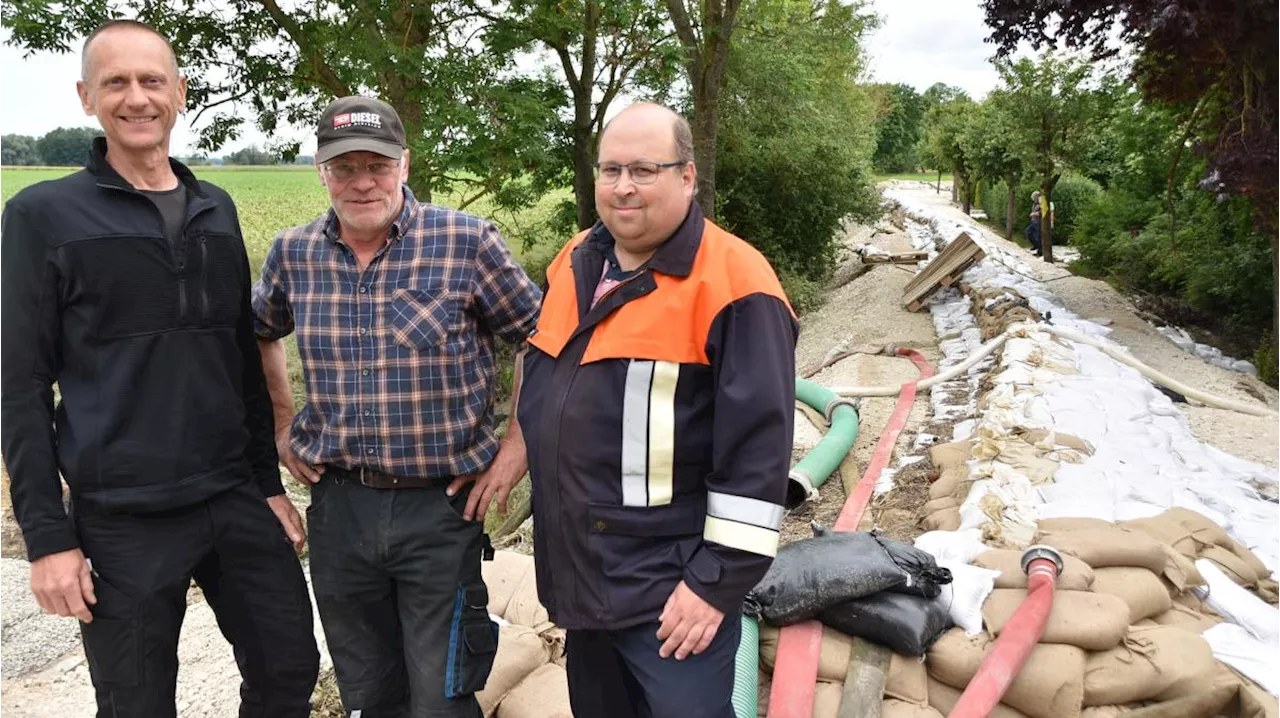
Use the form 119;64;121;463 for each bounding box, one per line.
307;475;497;718
565;613;742;718
1025;218;1042;253
73;482;320;718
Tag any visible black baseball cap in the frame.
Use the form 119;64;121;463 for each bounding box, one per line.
315;96;406;164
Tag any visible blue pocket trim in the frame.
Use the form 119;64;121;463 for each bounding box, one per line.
444;584;465;698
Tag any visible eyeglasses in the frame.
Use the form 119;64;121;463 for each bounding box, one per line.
593;161;685;185
323;160;401;181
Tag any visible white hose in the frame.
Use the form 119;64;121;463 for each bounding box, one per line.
1038;324;1277;418
828;331;1011;397
829;322;1278;418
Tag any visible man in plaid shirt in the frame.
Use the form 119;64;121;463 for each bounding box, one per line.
253;96;541;717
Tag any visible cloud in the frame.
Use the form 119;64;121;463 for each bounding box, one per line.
863;0;1006;99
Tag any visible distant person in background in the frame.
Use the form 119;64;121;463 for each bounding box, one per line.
1025;189;1055;258
1;18;318;717
1026;189;1044;255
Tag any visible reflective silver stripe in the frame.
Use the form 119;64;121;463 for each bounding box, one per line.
621;360;654;507
646;361;679;506
704;517;780;557
707;491;784;530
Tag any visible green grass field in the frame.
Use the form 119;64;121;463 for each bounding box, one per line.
874;171;954;183
1;165;568;274
3;166;559;534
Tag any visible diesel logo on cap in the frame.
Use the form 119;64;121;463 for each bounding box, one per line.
333;112;383;129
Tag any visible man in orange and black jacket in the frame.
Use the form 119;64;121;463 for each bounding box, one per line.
516;102;798;717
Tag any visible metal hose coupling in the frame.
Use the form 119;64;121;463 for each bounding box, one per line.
785;469;818;510
1020;544;1065;576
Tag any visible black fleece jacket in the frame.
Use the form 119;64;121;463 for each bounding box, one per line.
1;138;281;560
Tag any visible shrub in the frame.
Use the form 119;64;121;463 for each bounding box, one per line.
981;174;1101;246
778;270;827;315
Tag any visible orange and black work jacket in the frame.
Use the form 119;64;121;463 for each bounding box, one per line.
518;203;798;630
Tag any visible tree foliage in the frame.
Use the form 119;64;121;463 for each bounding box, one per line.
223;144;276;165
490;0;680;230
664;0;744;220
994;53;1106;261
1;135;42;166
2;0;566;211
871;83;924;174
921;92;977;211
982;0;1278;353
716;0;879;280
34;126;104;166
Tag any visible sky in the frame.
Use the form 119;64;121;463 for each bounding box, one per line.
0;0;1014;157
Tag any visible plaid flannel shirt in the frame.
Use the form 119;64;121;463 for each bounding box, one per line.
252;187;541;479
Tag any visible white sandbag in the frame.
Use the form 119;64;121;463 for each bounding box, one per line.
1193;560;1279;644
935;561;1000;635
1202;623;1280;697
914;529;987;564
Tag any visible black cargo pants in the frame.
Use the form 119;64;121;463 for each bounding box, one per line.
306;475;497;718
73;482;320;718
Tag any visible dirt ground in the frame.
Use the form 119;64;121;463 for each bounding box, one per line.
782;221;942;546
1;467;24;559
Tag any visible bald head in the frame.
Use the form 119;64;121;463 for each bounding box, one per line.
82;20;179;81
600;103;694;164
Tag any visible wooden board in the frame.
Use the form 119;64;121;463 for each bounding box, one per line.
902;232;986;311
861;250;930;265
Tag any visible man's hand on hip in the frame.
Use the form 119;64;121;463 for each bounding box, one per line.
447;431;528;522
266;494;307;552
656;580;724;660
277;428;324;485
30;548;97;623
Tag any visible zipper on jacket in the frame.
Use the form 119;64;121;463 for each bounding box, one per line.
199;235;210;322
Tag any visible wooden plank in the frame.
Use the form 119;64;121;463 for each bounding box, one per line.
902;232;985;312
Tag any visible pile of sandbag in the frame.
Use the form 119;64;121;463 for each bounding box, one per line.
969;286;1041;341
913;513;1279;718
748;527;954;657
1124;508;1278;604
478;551;572;718
922;431;1093;539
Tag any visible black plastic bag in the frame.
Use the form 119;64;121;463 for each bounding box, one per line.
747;526;946;626
882;539;953;599
819;591;953;656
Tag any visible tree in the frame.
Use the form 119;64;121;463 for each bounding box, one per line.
917;82;966;191
1;135;41;166
223;145;276;165
994;54;1102;262
871;83;924;174
922;93;977;211
716;0;879;279
961;92;1023;239
491;0;679;230
982;0;1278;339
35;126;104;166
664;0;744;220
2;1;565;213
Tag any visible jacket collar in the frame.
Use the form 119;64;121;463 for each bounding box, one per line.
585;201;704;279
86;136;208;199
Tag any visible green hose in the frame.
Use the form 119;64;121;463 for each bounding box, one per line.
732;378;860;717
733;614;760;718
787;378;861;509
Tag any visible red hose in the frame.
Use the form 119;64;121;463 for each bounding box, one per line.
767;347;934;718
948;556;1062;718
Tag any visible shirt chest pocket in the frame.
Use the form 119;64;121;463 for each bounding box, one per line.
389;288;468;351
